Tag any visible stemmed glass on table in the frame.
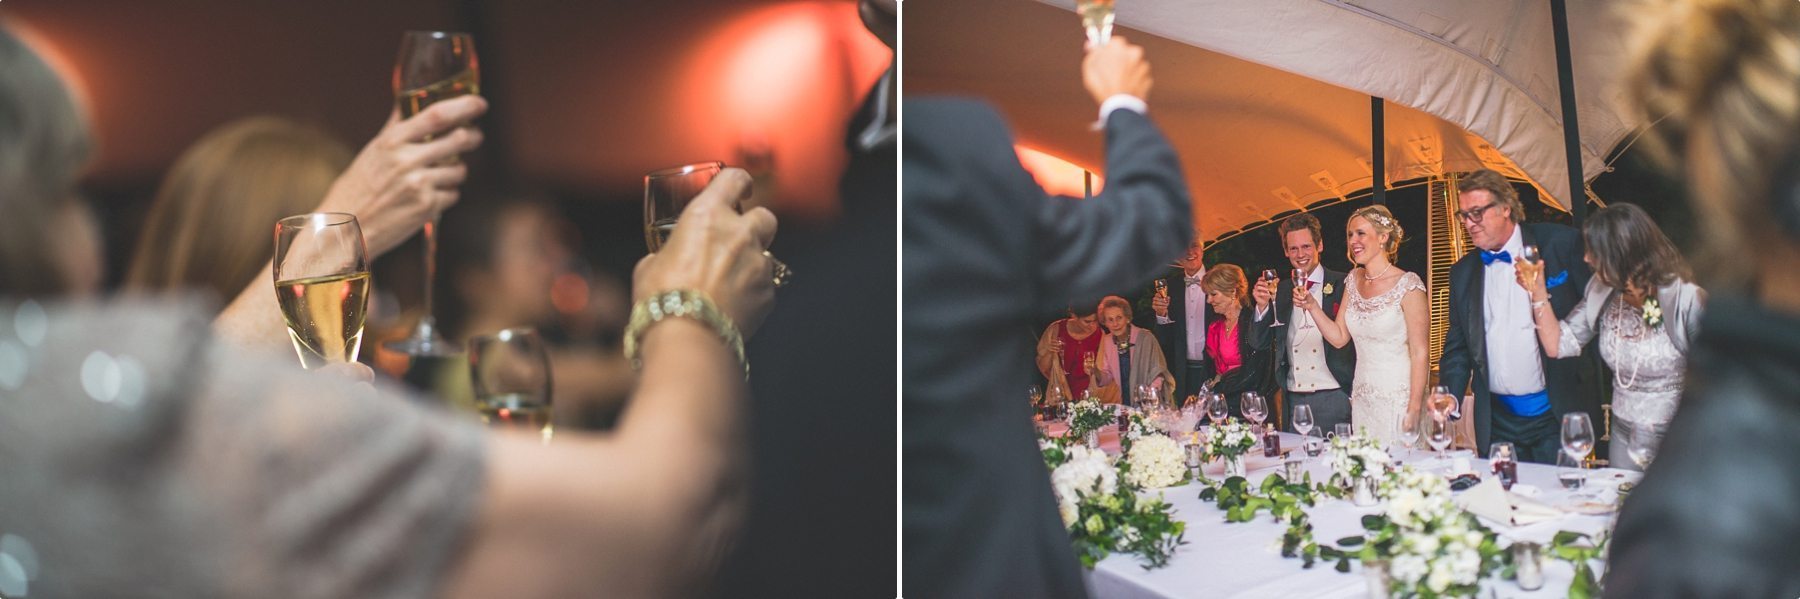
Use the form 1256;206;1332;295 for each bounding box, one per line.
1396;411;1421;460
1242;392;1269;450
273;213;372;369
1562;412;1597;492
1261;269;1284;327
646;162;792;286
1292;404;1315;459
468;327;554;442
1626;423;1666;471
386;30;479;357
1426;416;1454;467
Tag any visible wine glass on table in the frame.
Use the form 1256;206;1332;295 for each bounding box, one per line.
273;213;371;369
1396;411;1421;459
1562;412;1596;493
1076;0;1116;46
646;161;791;286
1426;416;1453;468
1242;392;1268;451
386;30;479;357
1205;392;1229;427
468;327;554;442
1292;404;1315;459
1261;269;1284;327
1333;422;1353;440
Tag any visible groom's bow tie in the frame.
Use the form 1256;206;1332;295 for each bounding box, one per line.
1185;274;1203;286
1480;250;1512;266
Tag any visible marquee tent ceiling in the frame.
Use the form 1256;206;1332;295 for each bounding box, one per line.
904;0;1643;242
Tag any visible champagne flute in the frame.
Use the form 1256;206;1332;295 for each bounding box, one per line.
1260;269;1284;327
273;213;371;369
386;30;479;357
1077;0;1116;46
646;161;792;286
1291;268;1312;329
468;327;554;442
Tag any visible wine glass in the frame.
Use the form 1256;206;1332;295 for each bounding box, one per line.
1428;385;1458;421
1519;244;1544;286
1396;411;1421;456
1426;417;1453;466
1291;268;1313;329
273;213;371;369
1333;422;1353;440
1261;269;1284;327
386;31;479;357
1205;393;1229;426
1292;404;1315;439
1077;0;1116;46
1562;413;1596;490
646;162;792;286
1048;385;1069;420
468;327;554;442
1241;392;1267;427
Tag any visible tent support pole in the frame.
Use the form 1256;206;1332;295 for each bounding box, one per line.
1372;96;1386;206
1084;170;1093;199
1550;0;1586;225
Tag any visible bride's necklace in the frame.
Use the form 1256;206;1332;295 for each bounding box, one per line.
1361;261;1394;281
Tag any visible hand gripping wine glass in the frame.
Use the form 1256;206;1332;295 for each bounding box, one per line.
1520;244;1544;285
1291;268;1312;329
386;30;479;357
273;213;372;369
1261;269;1283;327
1428;385;1458;421
646;162;791;286
468;327;554;442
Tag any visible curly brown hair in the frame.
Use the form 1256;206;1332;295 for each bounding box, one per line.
1456;169;1527;224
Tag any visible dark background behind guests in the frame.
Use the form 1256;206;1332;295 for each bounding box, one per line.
0;1;895;596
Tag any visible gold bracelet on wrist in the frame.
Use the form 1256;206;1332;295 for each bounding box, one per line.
624;289;748;379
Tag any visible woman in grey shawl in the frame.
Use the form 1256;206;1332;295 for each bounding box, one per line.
1095;295;1175;406
0;24;778;598
1515;203;1703;471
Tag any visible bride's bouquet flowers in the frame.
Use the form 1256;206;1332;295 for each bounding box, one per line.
1123;433;1188;489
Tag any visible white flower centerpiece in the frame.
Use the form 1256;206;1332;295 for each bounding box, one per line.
1361;466;1503;598
1328;432;1392;505
1205;418;1258;477
1050;443;1117;527
1124;433;1188;489
1067;399;1114;447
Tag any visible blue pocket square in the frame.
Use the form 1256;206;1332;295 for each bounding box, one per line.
1547;270;1569;289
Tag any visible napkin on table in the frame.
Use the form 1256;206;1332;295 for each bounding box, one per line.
1455;477;1563;527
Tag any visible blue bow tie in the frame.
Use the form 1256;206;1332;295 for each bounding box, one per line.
1480;250;1512;266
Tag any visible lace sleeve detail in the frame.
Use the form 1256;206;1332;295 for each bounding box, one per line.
1399;271;1427;296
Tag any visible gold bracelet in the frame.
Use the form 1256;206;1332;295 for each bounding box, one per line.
624;289;748;379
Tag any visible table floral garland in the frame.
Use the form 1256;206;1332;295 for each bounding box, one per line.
1041;432;1189;569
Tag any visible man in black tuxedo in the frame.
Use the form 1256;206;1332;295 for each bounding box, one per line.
1438;169;1595;463
1249;213;1355;434
903;37;1191;599
1138;236;1212;403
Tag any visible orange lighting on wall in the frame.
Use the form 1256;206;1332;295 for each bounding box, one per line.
1016;145;1102;199
5;18;96;137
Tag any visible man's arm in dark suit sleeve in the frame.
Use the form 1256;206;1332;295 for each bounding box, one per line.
1439;265;1473;418
1031;109;1192;312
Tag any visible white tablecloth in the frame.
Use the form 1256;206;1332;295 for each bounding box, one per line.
1089;448;1633;599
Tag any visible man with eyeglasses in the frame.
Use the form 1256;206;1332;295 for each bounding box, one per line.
1438;169;1596;464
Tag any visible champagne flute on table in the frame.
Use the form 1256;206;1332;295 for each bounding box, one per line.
468;327;554;442
1562;412;1596;492
1077;0;1116;46
273;213;372;369
646;162;791;286
1260;269;1284;327
386;30;479;357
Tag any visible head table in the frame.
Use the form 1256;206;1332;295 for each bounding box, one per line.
1040;422;1632;598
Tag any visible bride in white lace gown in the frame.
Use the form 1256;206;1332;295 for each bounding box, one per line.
1296;206;1429;445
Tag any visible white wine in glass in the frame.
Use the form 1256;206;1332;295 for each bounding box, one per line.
274;213;371;369
387;30;479;357
1077;0;1116;46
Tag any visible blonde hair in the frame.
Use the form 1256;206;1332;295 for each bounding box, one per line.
1200;263;1249;307
1348;204;1404;261
1626;0;1800;285
126;117;352;305
1098;294;1133;321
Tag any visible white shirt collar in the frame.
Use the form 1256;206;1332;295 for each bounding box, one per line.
1500;224;1524;261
